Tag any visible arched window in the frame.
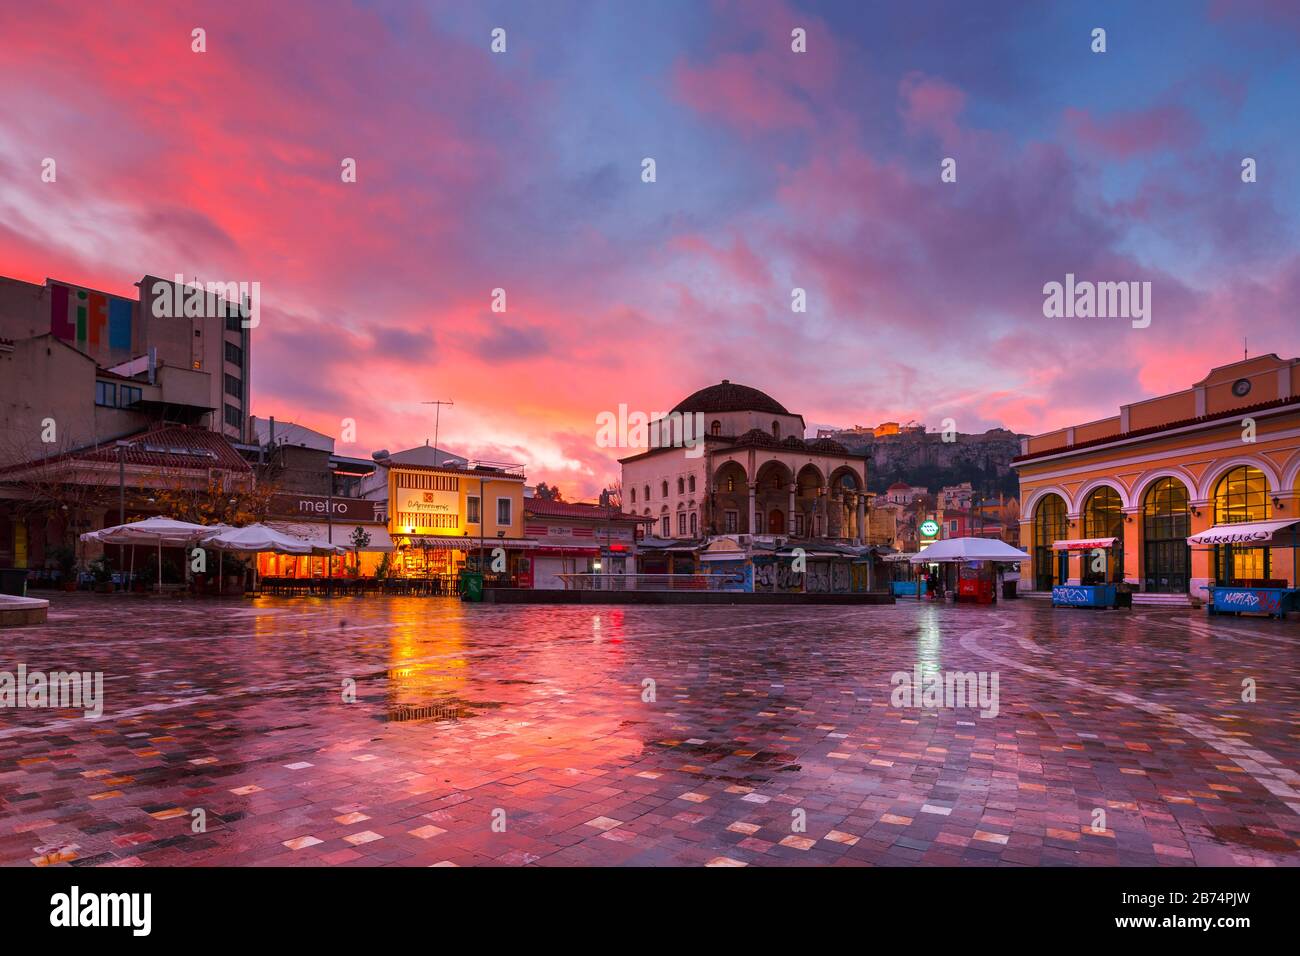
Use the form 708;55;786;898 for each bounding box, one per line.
772;420;780;439
1213;465;1271;581
1082;487;1124;584
1143;478;1189;593
644;485;650;501
689;512;698;536
710;420;721;436
661;480;669;498
677;477;684;494
688;475;696;493
1033;494;1068;590
630;487;636;504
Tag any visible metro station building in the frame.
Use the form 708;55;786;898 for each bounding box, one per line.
1013;354;1300;600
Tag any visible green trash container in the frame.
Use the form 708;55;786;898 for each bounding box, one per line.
459;571;484;603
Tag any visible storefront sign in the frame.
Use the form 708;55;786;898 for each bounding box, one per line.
1191;529;1274;545
271;493;386;523
397;489;458;515
919;519;940;538
1051;537;1117;551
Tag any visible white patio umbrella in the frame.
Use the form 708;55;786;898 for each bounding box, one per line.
206;523;314;593
206;523;315;555
910;537;1030;564
82;517;225;592
206;523;345;591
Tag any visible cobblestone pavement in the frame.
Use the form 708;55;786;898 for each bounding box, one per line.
2;593;1298;866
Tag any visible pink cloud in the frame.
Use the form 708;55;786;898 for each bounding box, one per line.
899;72;967;148
1063;104;1202;159
671;0;836;134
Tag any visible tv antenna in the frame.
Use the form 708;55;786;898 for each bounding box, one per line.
421;400;454;464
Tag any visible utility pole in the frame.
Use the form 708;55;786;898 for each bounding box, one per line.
421;400;454;465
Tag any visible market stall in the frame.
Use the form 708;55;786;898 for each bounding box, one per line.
883;552;924;597
909;538;1029;604
1188;518;1300;619
1048;536;1130;608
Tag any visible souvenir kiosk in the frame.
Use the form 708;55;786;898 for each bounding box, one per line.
1188;518;1300;619
909;537;1030;604
1048;536;1130;609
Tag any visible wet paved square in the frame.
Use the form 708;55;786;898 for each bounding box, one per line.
2;594;1298;866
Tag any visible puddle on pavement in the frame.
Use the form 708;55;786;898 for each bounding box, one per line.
383;697;503;723
1208;825;1296;854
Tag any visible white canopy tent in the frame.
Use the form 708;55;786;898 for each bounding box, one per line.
206;524;314;555
910;537;1030;565
81;517;226;591
206;523;346;591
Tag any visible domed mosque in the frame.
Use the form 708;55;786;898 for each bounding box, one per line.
619;380;869;545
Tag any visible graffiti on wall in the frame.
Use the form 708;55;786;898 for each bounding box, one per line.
753;558;853;593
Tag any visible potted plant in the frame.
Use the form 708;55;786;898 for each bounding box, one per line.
223;555;248;595
88;555;114;593
49;545;78;591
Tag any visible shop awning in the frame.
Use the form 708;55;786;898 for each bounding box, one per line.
1052;537;1118;551
1187;519;1300;547
401;536;538;550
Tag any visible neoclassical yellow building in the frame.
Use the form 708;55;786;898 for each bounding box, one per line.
1013;354;1300;601
385;458;527;575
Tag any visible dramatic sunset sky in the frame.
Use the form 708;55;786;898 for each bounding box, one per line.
2;0;1298;496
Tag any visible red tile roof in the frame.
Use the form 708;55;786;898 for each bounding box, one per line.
525;499;645;522
0;425;250;475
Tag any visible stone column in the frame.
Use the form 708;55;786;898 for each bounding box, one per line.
1280;491;1299;588
856;494;866;546
1189;499;1213;596
787;484;796;536
1065;513;1082;584
1121;507;1142;587
1018;519;1033;588
748;482;757;536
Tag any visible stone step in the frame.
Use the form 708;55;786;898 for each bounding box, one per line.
1131;593;1192;606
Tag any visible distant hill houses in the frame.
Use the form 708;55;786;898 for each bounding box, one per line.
818;425;1027;498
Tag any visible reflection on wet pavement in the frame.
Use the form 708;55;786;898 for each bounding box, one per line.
1;594;1297;866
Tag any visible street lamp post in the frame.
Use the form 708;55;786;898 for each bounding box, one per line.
116;440;131;580
479;476;488;572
